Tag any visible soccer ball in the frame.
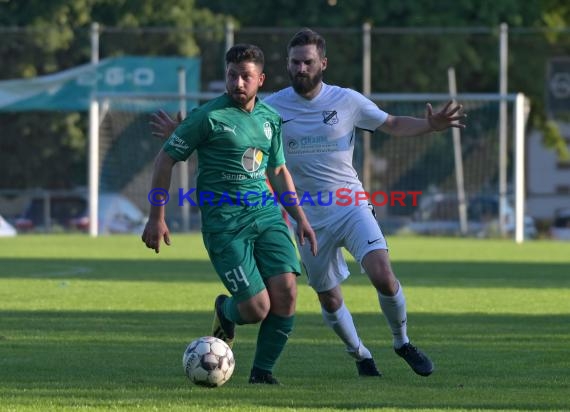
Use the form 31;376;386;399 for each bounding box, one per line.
182;336;235;387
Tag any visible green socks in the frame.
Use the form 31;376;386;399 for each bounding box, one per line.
253;313;294;372
221;296;245;325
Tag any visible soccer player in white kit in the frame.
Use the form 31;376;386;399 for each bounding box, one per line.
150;28;466;378
262;28;465;377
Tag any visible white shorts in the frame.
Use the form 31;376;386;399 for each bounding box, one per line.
296;203;387;293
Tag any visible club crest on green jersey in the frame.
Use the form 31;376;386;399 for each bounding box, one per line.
263;122;272;140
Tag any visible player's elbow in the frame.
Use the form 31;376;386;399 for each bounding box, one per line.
267;165;286;179
155;150;176;169
378;115;399;135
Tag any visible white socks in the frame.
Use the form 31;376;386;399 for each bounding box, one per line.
322;283;410;357
321;302;372;361
378;282;410;349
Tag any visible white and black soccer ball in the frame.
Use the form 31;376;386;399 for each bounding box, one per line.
182;336;235;387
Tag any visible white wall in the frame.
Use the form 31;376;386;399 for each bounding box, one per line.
527;123;570;219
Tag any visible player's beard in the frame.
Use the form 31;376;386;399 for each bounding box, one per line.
289;69;323;96
227;87;253;107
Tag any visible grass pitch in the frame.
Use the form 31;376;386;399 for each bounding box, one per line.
1;234;569;411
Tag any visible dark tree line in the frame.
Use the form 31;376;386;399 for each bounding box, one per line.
0;0;568;189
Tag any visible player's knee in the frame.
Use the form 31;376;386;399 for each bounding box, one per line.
266;273;297;315
318;292;342;313
240;294;271;323
280;283;296;305
364;255;397;291
247;310;269;323
249;311;268;323
271;286;296;316
372;273;399;295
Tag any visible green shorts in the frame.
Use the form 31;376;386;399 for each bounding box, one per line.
202;212;300;303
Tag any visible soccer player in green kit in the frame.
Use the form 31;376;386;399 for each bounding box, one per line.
141;44;317;385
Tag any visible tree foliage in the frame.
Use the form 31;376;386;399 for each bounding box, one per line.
202;0;570;159
0;0;569;190
0;0;228;189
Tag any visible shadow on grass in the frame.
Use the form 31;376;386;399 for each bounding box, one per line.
1;258;569;288
1;310;568;410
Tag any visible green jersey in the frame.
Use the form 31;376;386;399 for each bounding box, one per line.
163;93;285;232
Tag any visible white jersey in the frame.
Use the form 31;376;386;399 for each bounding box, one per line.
264;83;388;227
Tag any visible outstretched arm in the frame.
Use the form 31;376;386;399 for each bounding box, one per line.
150;110;182;141
378;100;466;137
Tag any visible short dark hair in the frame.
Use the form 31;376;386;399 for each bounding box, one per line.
287;28;326;58
225;44;265;69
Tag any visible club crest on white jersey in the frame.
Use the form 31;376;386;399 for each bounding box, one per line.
322;110;338;125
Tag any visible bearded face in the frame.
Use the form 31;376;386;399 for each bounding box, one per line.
288;68;323;96
225;61;265;112
286;44;327;98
